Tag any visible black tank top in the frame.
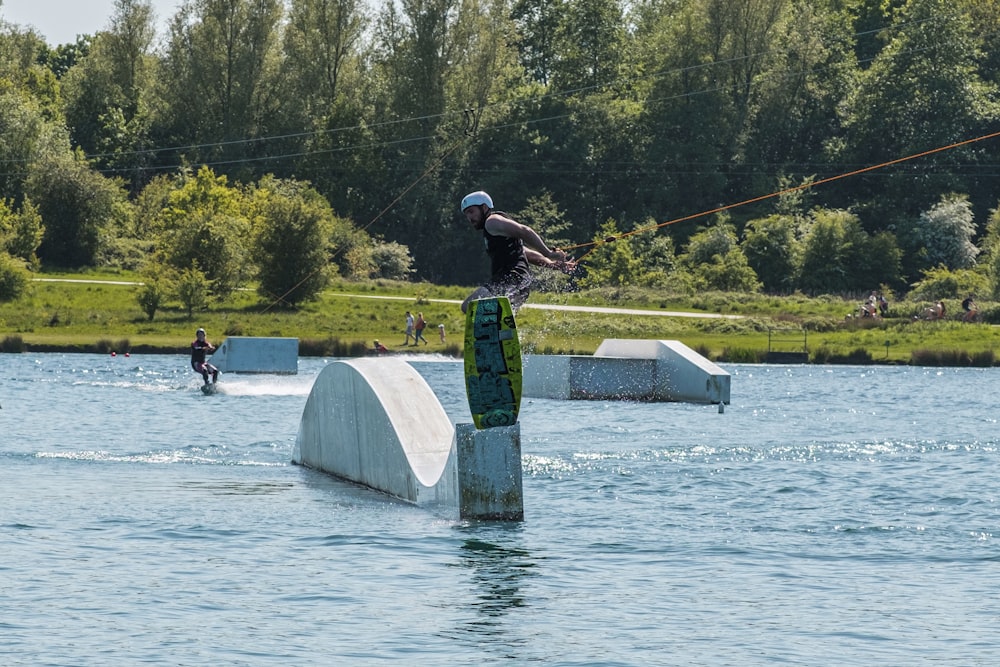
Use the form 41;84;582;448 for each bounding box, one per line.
483;211;530;281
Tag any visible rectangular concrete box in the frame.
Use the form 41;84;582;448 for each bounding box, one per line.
211;336;299;374
456;423;523;521
522;356;657;400
596;339;730;404
523;339;730;404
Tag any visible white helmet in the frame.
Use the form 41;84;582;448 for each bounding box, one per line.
461;191;493;212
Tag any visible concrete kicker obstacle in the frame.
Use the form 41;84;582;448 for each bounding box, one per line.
293;358;523;520
523;338;730;404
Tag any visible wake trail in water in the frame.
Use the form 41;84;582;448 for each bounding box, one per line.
209;375;317;396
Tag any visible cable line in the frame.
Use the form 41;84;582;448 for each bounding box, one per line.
567;130;1000;263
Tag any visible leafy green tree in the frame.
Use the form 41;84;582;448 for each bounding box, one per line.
909;265;987;302
681;222;761;292
702;0;791;140
348;0;452;276
370;240;415;280
159;0;284;161
634;0;732;227
157;166;250;298
681;221;739;266
797;208;902;294
863;231;905;292
511;0;563;84
579;219;644;288
366;0;526;282
0;84;53;205
131;174;176;238
251;178;334;306
515;190;573;249
974;203;1000;298
342;242;375;280
136;261;176;321
0;197;43;263
740;3;855;176
741;214;799;292
0;251;29;302
693;247;762;292
550;0;624;92
176;264;211;318
0;25;60;118
628;222;679;287
283;0;367;118
40;36;92;78
911;194;979;271
27;151;126;267
835;0;997;220
61;0;158;180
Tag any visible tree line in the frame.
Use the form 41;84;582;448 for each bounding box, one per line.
1;0;999;310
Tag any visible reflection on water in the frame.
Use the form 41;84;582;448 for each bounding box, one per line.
461;539;534;616
178;481;296;496
448;523;538;655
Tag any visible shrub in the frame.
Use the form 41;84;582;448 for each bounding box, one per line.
0;252;29;302
136;266;174;321
812;346;873;364
0;334;25;353
911;349;996;367
721;347;763;363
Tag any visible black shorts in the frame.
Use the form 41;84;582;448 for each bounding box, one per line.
483;273;533;313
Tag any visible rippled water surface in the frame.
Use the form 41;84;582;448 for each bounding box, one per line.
2;354;999;665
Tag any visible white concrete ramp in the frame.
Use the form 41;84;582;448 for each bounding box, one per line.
293;359;523;519
212;336;298;374
523;339;730;404
294;358;457;505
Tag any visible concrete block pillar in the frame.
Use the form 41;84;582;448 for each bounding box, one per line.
456;423;523;521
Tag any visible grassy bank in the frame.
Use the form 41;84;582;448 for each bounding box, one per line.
3;271;999;366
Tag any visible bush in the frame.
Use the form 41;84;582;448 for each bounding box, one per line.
721;347;763;363
0;253;29;302
909;266;986;301
370;241;415;281
911;349;995;367
136;267;174;322
812;346;873;364
0;334;25;353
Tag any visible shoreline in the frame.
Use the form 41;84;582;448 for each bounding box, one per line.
3;340;993;368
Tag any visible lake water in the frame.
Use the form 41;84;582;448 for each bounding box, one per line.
2;353;999;666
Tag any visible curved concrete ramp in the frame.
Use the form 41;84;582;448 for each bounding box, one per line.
293;359;458;506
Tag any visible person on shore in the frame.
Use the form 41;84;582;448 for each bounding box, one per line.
962;295;978;322
459;190;576;314
191;328;219;385
438;323;446;343
414;312;429;345
918;301;945;321
403;311;414;346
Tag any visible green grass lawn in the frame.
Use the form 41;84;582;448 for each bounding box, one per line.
2;271;997;365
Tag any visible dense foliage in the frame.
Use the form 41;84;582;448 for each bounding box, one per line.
1;0;1000;307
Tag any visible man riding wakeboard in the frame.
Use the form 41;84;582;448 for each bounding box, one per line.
191;328;220;385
